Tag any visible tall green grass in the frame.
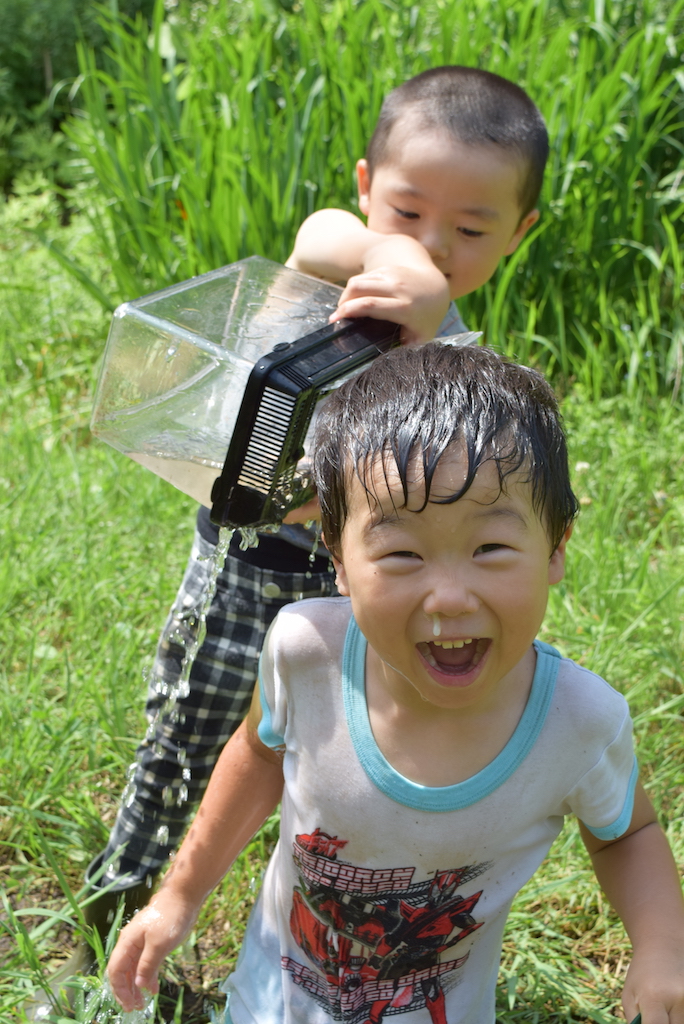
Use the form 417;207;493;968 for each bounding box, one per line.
56;0;684;396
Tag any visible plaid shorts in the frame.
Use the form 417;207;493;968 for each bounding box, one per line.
100;527;337;885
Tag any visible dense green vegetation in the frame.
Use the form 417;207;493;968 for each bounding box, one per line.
0;0;155;197
55;0;684;396
0;0;682;1021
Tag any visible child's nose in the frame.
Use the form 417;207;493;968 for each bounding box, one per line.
420;224;450;262
424;574;479;619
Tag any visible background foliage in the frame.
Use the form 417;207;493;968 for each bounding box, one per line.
0;0;154;196
0;0;683;1021
53;0;684;395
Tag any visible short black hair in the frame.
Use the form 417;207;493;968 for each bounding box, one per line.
366;66;549;218
313;343;577;557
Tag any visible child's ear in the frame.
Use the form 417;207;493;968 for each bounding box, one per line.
331;555;350;596
548;523;573;585
504;208;539;256
356;159;371;218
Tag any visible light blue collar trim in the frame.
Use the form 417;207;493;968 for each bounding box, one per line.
342;618;560;812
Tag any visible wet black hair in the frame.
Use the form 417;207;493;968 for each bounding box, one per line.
366;66;549;218
313;343;578;557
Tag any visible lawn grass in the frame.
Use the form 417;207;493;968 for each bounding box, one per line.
1;205;682;1023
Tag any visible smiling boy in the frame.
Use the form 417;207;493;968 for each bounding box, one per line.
108;345;684;1024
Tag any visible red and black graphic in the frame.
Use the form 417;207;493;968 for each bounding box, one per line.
282;829;487;1023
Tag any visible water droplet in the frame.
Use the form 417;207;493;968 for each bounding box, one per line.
177;783;188;805
153;742;164;759
238;526;259;550
122;781;136;808
105;856;122;880
177;746;187;765
162;785;174;807
182;767;191;781
156;825;169;845
180;713;186;725
145;873;153;889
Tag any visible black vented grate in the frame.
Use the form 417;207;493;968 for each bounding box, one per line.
210;317;400;528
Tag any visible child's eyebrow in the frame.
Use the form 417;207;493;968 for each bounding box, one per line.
470;506;529;527
460;206;500;221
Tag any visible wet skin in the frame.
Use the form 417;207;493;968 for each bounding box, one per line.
331;451;569;783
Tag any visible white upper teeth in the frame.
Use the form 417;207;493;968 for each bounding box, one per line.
433;639;473;648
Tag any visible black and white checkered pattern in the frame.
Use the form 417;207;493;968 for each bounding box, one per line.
100;528;337;885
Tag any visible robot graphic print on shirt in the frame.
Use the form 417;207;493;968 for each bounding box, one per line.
282;829;488;1024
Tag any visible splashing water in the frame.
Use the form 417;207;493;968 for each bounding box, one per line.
166;527;234;706
238;527;260;551
305;520;323;579
122;781;136;809
432;614;441;637
112;528;234;863
87;978;156;1024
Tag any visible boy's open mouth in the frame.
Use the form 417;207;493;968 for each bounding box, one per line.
417;637;491;676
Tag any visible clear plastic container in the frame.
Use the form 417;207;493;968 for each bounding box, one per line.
91;256;342;509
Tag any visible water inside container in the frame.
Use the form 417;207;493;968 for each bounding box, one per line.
91;257;342;508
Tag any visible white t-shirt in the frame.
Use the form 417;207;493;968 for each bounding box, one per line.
224;598;637;1024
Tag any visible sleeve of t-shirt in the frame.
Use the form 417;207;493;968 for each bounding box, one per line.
563;708;638;840
256;616;289;750
436;302;469;337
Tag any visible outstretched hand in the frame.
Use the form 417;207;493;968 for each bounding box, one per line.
107;891;199;1011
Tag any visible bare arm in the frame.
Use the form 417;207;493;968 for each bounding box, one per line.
286;209;450;345
580;781;684;1023
107;693;283;1011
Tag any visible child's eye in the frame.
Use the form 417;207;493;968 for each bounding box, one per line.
475;543;507;554
393;207;419;220
458;227;483;238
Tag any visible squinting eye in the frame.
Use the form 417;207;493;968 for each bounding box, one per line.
390;550;420;558
476;543;506;554
459;227;483;238
394;207;419;220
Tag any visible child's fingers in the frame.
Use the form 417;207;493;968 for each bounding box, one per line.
107;938;148;1011
330;295;410;325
